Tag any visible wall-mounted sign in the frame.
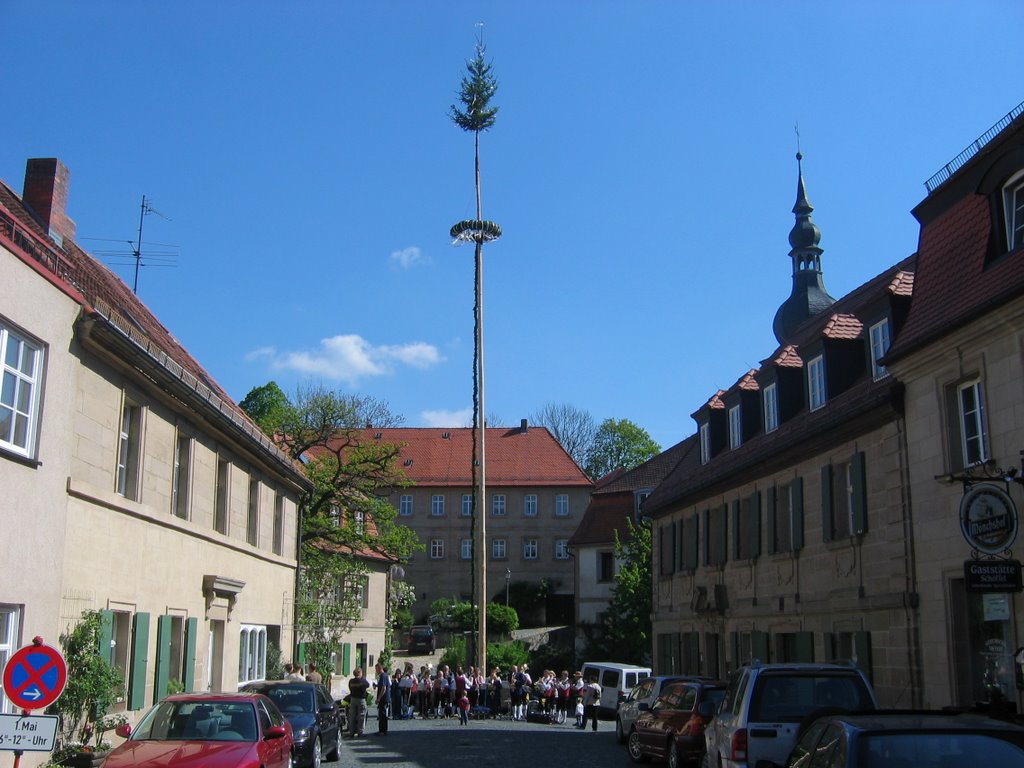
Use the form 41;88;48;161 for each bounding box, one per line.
960;483;1018;555
964;559;1023;593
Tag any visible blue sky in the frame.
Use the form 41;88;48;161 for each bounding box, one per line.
4;1;1021;451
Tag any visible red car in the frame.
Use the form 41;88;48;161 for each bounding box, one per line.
628;679;726;768
106;692;294;768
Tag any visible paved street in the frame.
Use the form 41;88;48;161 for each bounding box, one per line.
325;710;628;768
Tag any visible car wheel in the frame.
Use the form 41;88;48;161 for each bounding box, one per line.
627;731;649;763
311;736;322;768
615;717;626;744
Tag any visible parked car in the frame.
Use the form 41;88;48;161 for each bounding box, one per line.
106;692;293;768
242;680;341;768
703;661;877;768
627;679;727;768
580;661;652;717
407;624;435;654
776;710;1024;768
618;676;693;743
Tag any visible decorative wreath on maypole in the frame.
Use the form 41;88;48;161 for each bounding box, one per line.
450;219;502;244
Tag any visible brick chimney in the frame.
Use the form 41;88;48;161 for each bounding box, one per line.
23;158;76;246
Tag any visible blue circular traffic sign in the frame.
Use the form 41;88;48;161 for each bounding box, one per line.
2;642;67;711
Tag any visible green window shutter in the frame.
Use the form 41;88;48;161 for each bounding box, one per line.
687;517;699;570
718;504;729;564
854;631;873;682
297;643;306;664
154;615;172;703
851;451;868;534
795;631;814;663
750;490;761;558
732;500;742;559
129;613;150;710
671;522;678;573
821;465;834;542
183;618;198;693
342;643;351;676
792;477;805;550
766;488;777;555
751;630;770;663
98;610;114;664
703;509;711;567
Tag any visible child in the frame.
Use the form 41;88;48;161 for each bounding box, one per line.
457;693;471;725
574;698;584;728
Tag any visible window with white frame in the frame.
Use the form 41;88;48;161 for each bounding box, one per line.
492;538;507;559
431;495;445;516
728;405;742;449
635;490;651;518
1003;168;1024;250
0;606;21;713
462;494;473;517
0;322;43;459
492;494;506;516
352;508;365;536
555;494;569;517
522;538;538;560
238;624;267;685
247;477;260;546
399;494;413;516
523;494;537;517
699;422;710;465
460;538;472;560
869;319;891;380
958;379;989;466
554;539;570;560
763;383;779;433
171;431;192;519
116;397;142;499
430;538;445;559
807;355;826;410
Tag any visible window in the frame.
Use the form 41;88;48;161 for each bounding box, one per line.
116;398;142;499
0;323;42;458
773;483;794;553
238;625;267;685
460;538;472;560
462;494;473;517
554;539;570;560
807;355;826;410
733;492;760;561
598;551;615;582
706;505;728;566
492;538;507;559
399;495;413;516
523;494;537;517
272;493;284;555
699;422;710;465
522;538;538;560
822;453;867;540
555;494;569;517
214;457;229;534
0;606;20;713
172;431;191;519
492;494;506;516
680;515;699;571
430;538;444;559
869;319;891;380
635;490;651;519
830;462;854;539
729;405;742;449
1003;169;1024;250
352;508;365;536
431;495;445;516
247;477;260;546
763;383;779;433
958;379;989;466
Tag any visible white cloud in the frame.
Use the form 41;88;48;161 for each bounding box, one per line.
389;246;430;270
259;334;443;385
421;407;473;427
244;346;276;361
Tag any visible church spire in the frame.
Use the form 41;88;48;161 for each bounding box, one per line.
772;152;836;344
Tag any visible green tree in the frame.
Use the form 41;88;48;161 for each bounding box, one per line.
585;418;661;480
238;381;291;434
240;382;422;674
582;518;652;665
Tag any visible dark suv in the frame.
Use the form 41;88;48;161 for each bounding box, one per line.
407;625;435;654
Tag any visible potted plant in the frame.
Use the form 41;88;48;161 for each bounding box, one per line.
46;611;124;767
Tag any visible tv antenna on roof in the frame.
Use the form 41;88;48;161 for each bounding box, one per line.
83;194;178;294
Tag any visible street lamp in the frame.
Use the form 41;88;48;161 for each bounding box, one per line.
505;568;511;607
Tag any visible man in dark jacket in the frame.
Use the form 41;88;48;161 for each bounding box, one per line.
347;668;369;738
374;663;391;735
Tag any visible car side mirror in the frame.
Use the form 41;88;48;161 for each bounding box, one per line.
265;725;288;740
115;723;132;739
320;703;336;713
697;701;717;719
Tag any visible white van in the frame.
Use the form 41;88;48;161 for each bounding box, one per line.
579;662;652;717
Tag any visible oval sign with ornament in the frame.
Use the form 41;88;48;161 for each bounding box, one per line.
960;482;1018;555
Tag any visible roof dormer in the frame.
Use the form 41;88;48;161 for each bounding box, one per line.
692;390;727;465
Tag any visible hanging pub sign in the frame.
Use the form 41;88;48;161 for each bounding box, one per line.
965;560;1023;592
960;483;1018;555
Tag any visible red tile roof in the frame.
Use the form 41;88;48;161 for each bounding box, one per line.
772;345;804;368
735;369;760;391
822;313;863;340
341;426;592;487
888;270;914;297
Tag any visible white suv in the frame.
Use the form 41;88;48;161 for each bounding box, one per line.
702;661;877;768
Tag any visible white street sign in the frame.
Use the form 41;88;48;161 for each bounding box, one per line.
0;713;59;752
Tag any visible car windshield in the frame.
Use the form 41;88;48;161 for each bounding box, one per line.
265;687;315;714
411;628;431;637
751;674;872;722
132;700;258;742
861;732;1024;768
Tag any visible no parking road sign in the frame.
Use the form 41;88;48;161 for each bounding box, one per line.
2;641;67;712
